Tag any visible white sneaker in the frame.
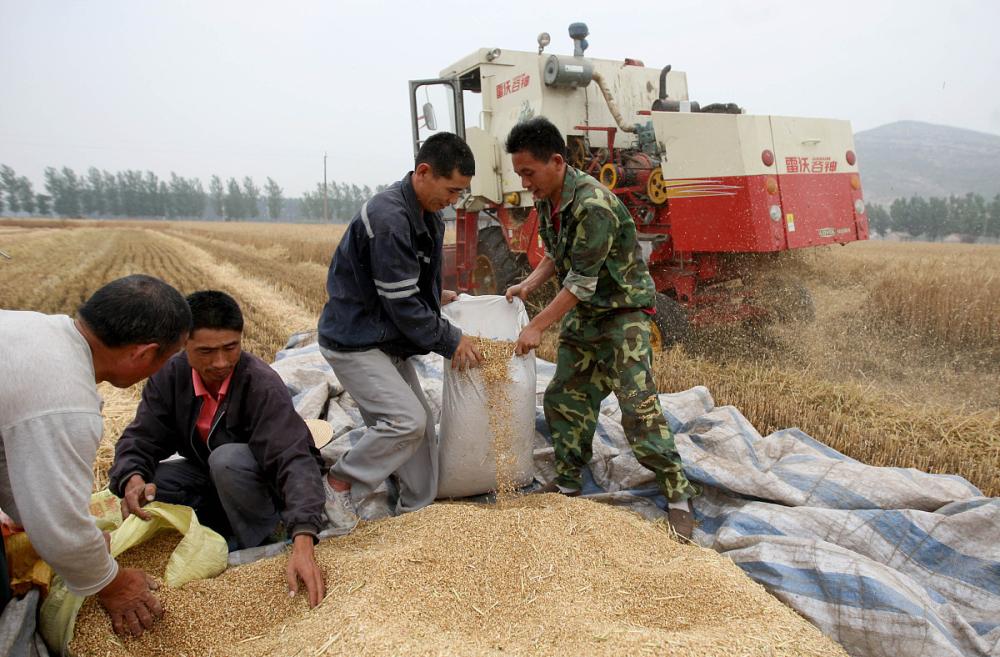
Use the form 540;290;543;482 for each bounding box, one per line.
323;477;359;533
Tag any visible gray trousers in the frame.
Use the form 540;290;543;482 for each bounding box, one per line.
152;443;280;550
321;347;438;514
0;590;49;657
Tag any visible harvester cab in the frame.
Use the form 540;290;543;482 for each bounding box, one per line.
409;23;869;347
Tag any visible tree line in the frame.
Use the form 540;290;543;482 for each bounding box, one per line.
0;163;385;222
298;181;387;220
8;161;993;239
867;193;1000;241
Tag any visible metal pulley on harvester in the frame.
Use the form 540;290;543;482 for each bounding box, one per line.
598;152;668;205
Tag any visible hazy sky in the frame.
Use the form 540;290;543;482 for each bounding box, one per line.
2;0;998;196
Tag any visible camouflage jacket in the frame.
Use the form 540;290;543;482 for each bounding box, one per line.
536;166;655;314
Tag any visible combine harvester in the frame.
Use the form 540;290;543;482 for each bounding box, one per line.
409;23;869;346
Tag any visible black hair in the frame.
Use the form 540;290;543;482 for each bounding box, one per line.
186;290;244;334
416;132;476;178
505;117;567;161
78;275;191;352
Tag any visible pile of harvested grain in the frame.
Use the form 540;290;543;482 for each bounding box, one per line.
70;495;846;657
473;336;518;504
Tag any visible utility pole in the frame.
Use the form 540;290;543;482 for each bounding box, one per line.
323;152;329;222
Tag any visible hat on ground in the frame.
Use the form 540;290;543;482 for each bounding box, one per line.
304;418;334;449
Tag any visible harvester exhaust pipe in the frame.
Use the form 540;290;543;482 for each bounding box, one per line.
652;65;692;112
658;65;672;101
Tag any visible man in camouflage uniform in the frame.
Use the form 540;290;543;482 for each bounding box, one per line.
503;117;700;537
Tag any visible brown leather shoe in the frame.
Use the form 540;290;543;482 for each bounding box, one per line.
667;507;696;540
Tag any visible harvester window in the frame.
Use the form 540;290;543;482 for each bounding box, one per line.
458;68;485;132
409;80;463;158
458;68;481;93
407;71;483;158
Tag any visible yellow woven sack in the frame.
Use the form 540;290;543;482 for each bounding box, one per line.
39;499;228;655
87;489;122;532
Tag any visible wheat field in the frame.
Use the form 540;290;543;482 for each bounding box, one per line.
1;219;997;496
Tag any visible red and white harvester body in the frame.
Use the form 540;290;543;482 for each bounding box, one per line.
409;24;868;345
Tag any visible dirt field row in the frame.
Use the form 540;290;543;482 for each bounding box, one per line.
1;219;997;495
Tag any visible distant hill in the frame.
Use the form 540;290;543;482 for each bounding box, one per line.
854;121;1000;205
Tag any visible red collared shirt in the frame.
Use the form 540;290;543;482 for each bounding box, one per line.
192;369;233;443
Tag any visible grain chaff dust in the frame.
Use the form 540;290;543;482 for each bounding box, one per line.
69;495;847;657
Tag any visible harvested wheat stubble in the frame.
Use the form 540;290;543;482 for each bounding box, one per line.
70;495;846;657
92;382;143;492
473;336;518;504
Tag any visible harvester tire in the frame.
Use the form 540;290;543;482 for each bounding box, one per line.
650;293;689;350
472;226;529;296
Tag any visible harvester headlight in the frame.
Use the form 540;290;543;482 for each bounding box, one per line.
505;192;521;206
854;199;865;215
537;32;551;54
769;205;782;221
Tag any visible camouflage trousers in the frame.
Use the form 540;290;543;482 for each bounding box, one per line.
544;309;701;503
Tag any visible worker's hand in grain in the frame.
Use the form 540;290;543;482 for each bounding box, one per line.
121;473;157;521
451;334;483;370
441;289;458;305
97;566;163;637
286;534;326;607
514;325;543;356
